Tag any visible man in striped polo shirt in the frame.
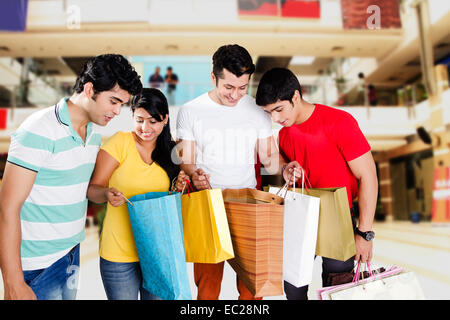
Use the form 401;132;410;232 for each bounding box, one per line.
0;54;142;300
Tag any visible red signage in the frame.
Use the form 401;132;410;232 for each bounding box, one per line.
238;0;321;19
340;0;401;29
281;0;320;18
0;108;8;130
432;166;450;224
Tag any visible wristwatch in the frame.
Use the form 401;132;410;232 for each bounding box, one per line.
354;228;375;241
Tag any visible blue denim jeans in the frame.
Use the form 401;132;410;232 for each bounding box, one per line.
23;244;80;300
99;257;161;300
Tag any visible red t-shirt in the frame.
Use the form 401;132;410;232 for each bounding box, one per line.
278;104;371;207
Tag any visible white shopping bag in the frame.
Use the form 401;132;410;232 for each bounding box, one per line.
269;171;320;287
320;263;425;300
330;270;425;300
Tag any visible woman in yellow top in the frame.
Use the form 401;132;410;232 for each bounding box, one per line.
87;88;186;300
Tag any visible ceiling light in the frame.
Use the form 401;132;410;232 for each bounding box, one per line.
290;56;315;65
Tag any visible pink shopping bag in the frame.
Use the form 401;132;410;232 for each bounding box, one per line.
318;262;425;300
317;262;403;300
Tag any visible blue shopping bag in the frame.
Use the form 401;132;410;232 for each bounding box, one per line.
127;191;192;300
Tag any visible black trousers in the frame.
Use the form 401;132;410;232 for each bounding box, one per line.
284;256;355;300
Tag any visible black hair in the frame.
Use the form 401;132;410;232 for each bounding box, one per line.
131;88;180;182
73;54;142;96
212;44;255;81
255;67;303;107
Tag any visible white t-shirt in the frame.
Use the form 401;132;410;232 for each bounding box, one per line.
176;92;273;189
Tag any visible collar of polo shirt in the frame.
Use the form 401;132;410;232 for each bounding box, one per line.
55;97;93;146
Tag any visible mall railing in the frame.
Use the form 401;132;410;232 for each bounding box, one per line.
0;79;429;109
0;83;65;108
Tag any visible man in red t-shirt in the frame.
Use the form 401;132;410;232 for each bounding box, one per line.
256;68;378;300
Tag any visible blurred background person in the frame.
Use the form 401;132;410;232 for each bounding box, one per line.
165;66;179;106
148;66;164;90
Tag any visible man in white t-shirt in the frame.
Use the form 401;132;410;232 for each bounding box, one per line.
176;44;300;300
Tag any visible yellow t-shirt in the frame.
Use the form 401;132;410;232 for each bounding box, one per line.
99;131;170;262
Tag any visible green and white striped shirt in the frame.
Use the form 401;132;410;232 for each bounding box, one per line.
7;97;101;270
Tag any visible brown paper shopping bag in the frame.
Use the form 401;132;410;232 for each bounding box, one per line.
303;187;356;261
222;188;284;297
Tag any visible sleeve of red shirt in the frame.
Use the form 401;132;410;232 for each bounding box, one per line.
335;111;371;162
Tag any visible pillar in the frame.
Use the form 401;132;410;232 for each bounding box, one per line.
378;161;393;221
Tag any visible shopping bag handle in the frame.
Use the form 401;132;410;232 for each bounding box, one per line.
276;167;311;199
301;168;313;190
181;171;212;197
275;182;288;198
183;179;195;197
121;194;133;206
204;175;212;190
247;188;283;204
291;167;311;193
352;261;373;283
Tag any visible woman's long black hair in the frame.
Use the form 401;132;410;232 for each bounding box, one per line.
131;88;180;183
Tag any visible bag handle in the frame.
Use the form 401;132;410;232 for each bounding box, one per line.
275;182;290;199
183;179;195;197
292;169;307;199
181;172;211;198
204;175;212;190
276;167;311;199
300;167;313;192
121;194;133;206
248;189;284;204
352;261;373;283
291;169;300;200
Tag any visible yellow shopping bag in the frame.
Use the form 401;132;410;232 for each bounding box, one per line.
181;185;234;263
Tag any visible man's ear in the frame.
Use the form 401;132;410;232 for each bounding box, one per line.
211;72;216;86
83;82;95;100
292;89;302;105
